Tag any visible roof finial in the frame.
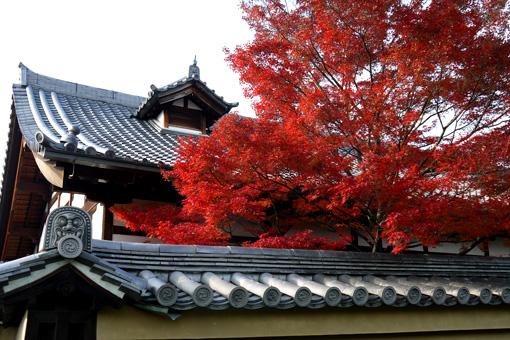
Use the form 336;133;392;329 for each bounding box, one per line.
189;56;200;80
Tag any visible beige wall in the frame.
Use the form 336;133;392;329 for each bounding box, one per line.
0;326;18;340
97;305;510;340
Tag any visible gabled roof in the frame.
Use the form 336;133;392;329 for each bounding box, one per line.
0;248;145;326
136;59;238;120
13;63;176;167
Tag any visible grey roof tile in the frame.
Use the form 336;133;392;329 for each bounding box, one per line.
87;240;510;310
93;239;121;250
159;244;197;254
120;242;160;252
196;245;231;254
261;248;293;256
227;247;265;256
12;65;193;167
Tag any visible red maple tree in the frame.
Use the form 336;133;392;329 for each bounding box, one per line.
113;0;510;254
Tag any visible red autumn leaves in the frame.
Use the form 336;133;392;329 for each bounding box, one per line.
113;0;510;254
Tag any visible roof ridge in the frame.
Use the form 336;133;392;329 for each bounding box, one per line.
17;63;145;108
91;239;509;265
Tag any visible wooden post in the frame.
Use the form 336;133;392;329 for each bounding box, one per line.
102;202;113;241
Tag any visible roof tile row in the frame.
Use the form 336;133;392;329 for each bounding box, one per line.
90;240;510;310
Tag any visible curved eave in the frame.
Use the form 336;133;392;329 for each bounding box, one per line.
38;147;163;173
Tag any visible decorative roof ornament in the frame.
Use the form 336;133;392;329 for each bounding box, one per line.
42;206;92;257
139;270;178;306
188;56;200;80
60;125;80;152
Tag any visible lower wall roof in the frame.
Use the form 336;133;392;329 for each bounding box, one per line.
90;240;510;310
1;239;510;323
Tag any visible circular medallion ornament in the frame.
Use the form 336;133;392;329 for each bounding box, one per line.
156;284;178;306
501;287;510;304
432;287;446;305
457;287;470;305
192;285;214;307
294;287;312;307
35;131;46;144
381;286;397;305
229;287;249;308
64;142;77;152
324;287;342;306
57;235;83;258
352;287;369;306
263;287;281;307
57;283;76;297
407;286;422;305
479;287;492;304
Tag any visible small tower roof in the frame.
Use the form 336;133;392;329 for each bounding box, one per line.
135;59;238;120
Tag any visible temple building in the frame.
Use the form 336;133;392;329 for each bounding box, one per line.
0;63;510;340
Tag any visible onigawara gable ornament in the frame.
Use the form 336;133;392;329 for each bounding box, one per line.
42;206;92;257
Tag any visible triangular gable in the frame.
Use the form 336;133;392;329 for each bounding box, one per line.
0;250;145;327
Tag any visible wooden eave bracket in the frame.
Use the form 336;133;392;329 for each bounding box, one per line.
32;152;64;188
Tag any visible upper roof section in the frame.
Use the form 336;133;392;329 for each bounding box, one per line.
12;62;237;168
18;62;145;107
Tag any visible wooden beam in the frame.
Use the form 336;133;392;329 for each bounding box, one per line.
167;105;203;116
158;88;193;105
68;164;140;184
112;224;146;236
33;152;64;188
68;183;133;204
163;109;169;127
82;200;98;215
65;193;74;206
49;192;60;209
62;177;178;204
191;87;227;115
0;116;24;261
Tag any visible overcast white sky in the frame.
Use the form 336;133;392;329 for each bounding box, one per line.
0;0;254;160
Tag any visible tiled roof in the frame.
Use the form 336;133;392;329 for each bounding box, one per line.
1;240;509;319
11;63;209;167
0;249;145;298
90;240;510;311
